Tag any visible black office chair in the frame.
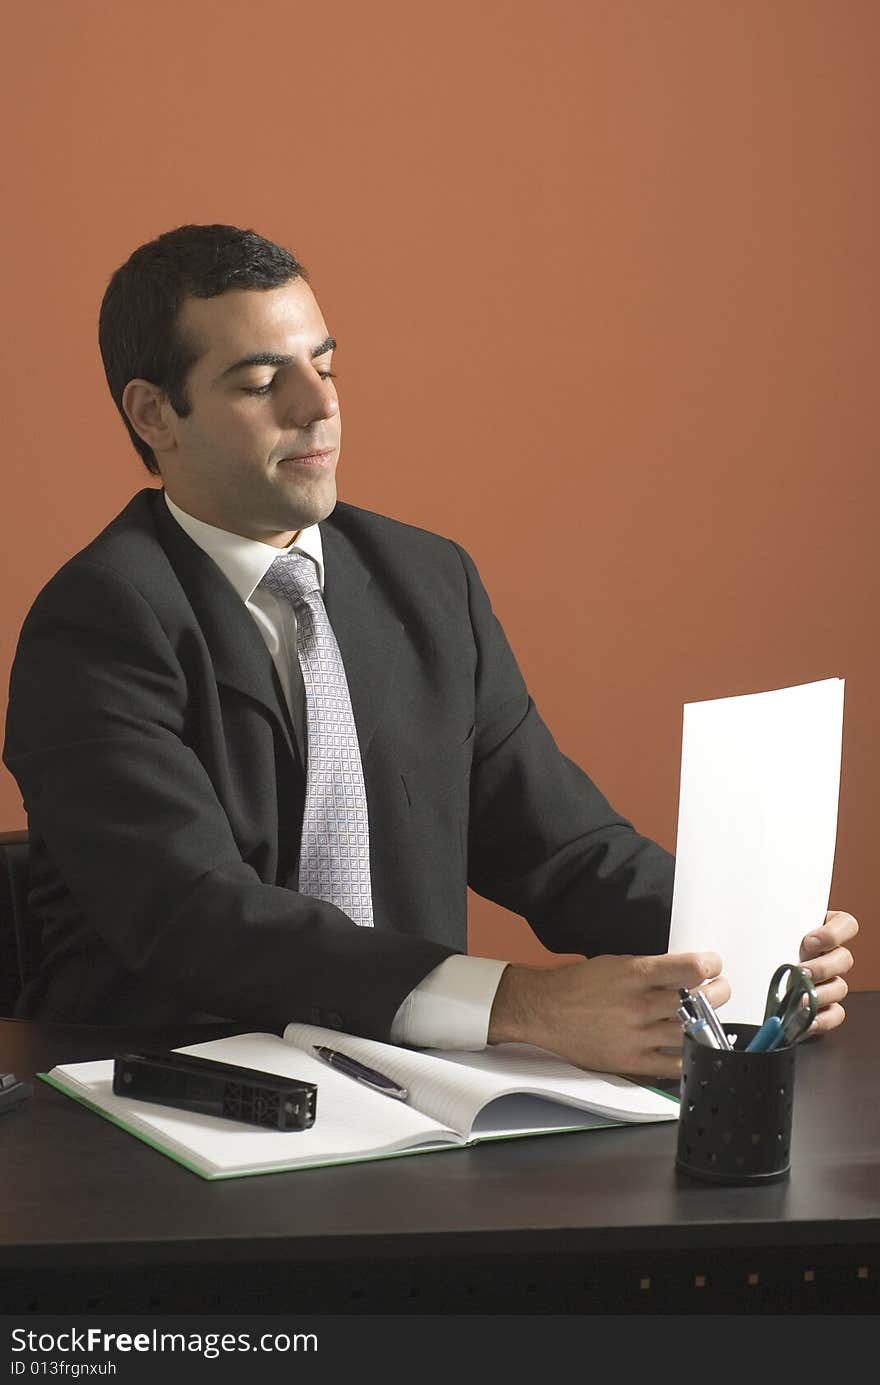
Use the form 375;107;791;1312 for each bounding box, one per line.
0;829;36;1016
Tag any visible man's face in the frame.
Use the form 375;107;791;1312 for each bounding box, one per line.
158;278;341;545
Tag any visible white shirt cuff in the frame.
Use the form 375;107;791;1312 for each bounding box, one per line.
389;955;509;1050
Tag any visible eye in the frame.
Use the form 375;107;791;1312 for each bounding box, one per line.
242;370;337;395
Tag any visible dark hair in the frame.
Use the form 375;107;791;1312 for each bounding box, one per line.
98;224;309;474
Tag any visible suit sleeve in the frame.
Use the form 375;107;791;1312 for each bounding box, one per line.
2;559;454;1035
453;543;675;957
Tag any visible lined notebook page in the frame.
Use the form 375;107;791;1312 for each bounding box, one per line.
282;1025;676;1136
423;1044;677;1124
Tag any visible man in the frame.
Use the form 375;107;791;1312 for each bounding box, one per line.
2;225;856;1077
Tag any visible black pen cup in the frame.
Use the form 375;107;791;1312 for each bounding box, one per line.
675;1025;797;1185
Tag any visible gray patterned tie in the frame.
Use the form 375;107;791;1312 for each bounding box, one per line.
260;551;374;927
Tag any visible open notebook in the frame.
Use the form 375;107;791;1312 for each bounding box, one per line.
41;1023;678;1180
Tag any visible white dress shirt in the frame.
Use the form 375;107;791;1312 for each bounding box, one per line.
163;492;507;1048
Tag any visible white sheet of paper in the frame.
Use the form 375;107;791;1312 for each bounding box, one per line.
667;677;844;1025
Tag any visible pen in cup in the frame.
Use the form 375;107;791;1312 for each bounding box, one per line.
744;1015;783;1053
678;1010;721;1049
679;987;732;1051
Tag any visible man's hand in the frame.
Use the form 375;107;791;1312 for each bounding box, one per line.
488;952;729;1080
799;909;858;1035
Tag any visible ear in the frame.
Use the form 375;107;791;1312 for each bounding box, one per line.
122;379;179;457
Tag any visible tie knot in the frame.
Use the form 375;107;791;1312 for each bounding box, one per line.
260;551;321;607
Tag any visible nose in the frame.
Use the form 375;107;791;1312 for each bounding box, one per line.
279;365;339;429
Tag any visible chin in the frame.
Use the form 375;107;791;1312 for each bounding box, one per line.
306;483;338;524
283;484;338;532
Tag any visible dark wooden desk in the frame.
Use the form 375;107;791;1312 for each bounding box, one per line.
1;996;878;1314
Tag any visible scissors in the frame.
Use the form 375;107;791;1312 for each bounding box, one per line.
763;963;818;1048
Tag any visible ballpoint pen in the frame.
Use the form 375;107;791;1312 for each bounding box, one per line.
744;1015;783;1053
679;987;732;1051
678;1012;721;1049
313;1046;409;1101
690;990;732;1050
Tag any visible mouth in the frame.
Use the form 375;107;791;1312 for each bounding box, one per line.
278;447;335;468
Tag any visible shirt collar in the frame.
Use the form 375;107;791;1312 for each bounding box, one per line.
163;490;325;602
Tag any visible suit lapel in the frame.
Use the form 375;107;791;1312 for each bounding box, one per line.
151;491;401;764
152;494;302;770
321;519;403;758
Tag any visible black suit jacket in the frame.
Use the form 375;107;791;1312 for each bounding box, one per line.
3;489;675;1033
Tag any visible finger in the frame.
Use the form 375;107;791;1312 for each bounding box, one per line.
824;909;859;941
696;976;731;1011
640;1017;688;1049
645;951;723;990
802;910;859;957
646;1027;686;1079
656;1016;687;1050
638;983;695;1025
809;975;848;1013
640;991;686;1024
800;945;854;987
635;977;732;1029
638;974;730;1025
621;1049;683;1081
612;1018;687;1077
808;1000;846;1036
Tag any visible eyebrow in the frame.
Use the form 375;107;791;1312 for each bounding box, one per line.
218;335;336;380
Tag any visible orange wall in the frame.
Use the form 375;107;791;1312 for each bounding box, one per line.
2;2;876;985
